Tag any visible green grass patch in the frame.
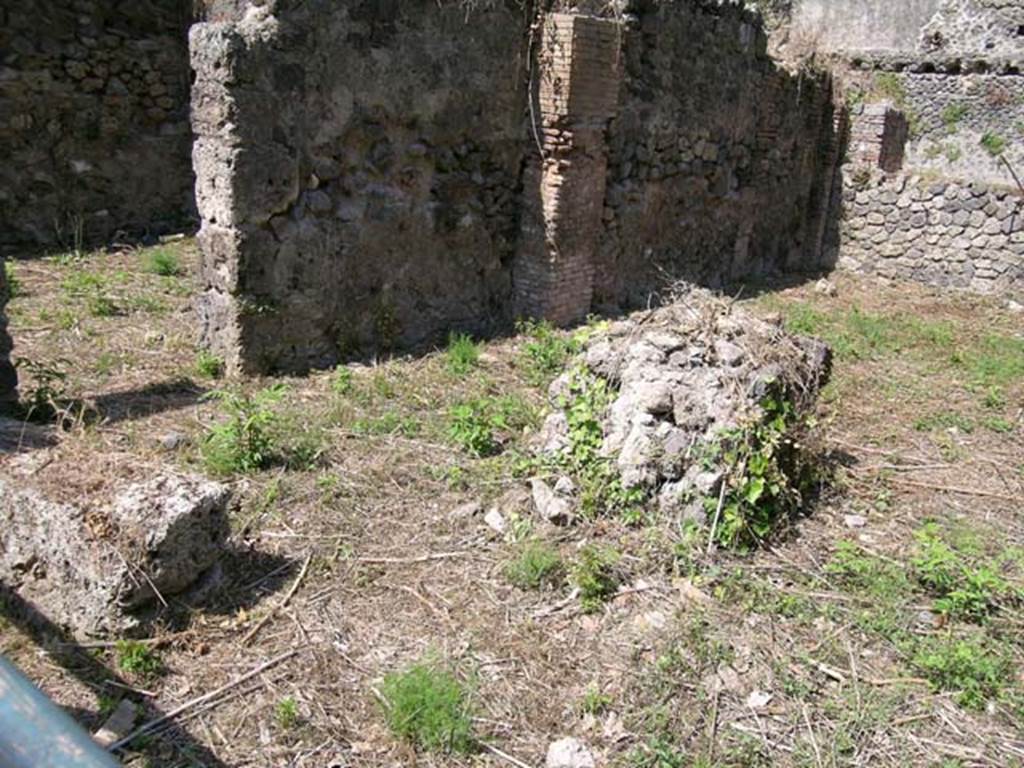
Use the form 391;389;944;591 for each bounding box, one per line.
911;634;1014;710
444;332;480;376
201;385;286;475
275;696;300;729
571;544;620;613
980;132;1007;157
115;640;163;679
195;350;225;379
145;248;182;277
447;396;533;457
504;539;563;590
2;261;21;301
517;319;581;383
380;661;475;753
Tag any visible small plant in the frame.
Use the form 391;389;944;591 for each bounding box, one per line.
444;332;480;376
872;73;906;105
580;684;612;715
115;640;162;679
703;392;810;550
911;635;1012;710
195;350;224;379
571;544;620;613
547;367;646;521
380;660;475;753
2;261;21;301
517;319;581;382
447;396;531;457
14;357;81;427
945;144;962;162
941;103;969;131
331;366;354;395
980;132;1007;157
504;539;563;590
201;385;286;475
275;696;300;729
146;248;182;277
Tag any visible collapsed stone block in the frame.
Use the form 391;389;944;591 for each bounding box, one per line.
539;287;831;525
0;473;230;637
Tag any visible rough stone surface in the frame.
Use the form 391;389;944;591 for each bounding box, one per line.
835;171;1024;297
540;289;831;521
0;473;230;637
546;737;596;768
0;257;15;403
0;0;196;251
190;1;839;374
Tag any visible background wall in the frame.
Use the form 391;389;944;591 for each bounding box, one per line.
192;0;839;373
0;0;195;252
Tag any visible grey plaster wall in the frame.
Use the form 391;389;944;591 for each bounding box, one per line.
790;0;943;52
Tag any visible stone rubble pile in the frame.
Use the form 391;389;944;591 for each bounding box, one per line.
537;287;831;522
0;473;230;637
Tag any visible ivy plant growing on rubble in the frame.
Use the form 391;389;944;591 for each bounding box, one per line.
543;365;647;523
702;388;813;550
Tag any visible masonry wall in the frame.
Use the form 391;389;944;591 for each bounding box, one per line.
0;0;195;251
837;174;1023;295
595;1;838;308
192;0;839;374
0;256;15;404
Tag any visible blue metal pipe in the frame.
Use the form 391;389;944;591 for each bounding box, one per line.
0;654;121;768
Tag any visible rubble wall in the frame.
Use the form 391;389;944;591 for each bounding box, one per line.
192;1;839;373
0;0;195;251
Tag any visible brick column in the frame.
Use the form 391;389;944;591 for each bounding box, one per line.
0;256;17;405
514;13;622;325
849;101;908;173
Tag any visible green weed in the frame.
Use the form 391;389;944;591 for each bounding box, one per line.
445;332;480;376
146;248;182;277
572;544;620;613
115;640;162;679
911;634;1013;710
201;385;286;475
913;410;974;433
504;539;563;590
941;103;969;131
352;410;421;437
2;261;21;301
380;661;475;753
980;132;1007;157
579;684;612;715
331;366;354;395
275;697;300;729
517;319;580;383
195;350;224;379
447;396;531;457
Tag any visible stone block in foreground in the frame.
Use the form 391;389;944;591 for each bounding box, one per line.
0;473;230;637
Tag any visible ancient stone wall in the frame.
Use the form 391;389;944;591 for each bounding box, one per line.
0;0;195;251
191;1;532;373
595;1;838;308
0;257;15;404
837;174;1023;295
192;0;838;373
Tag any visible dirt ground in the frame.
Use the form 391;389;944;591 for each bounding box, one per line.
1;239;1022;768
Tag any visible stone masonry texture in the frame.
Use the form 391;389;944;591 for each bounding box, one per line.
0;256;15;404
191;0;840;374
0;0;195;251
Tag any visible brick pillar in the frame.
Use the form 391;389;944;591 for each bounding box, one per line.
514;13;622;325
0;256;17;405
849;101;908;173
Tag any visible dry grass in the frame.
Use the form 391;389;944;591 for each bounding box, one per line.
1;246;1022;767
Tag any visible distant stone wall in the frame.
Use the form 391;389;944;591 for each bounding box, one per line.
837;174;1023;295
0;0;194;251
842;62;1024;186
0;257;15;404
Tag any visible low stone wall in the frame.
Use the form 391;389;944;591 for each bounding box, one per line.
836;173;1024;295
0;0;194;251
0;258;15;404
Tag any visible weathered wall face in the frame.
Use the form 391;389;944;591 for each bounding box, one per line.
789;0;943;52
192;1;531;372
0;257;15;404
596;1;838;308
0;0;194;251
837;174;1023;295
192;0;838;373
